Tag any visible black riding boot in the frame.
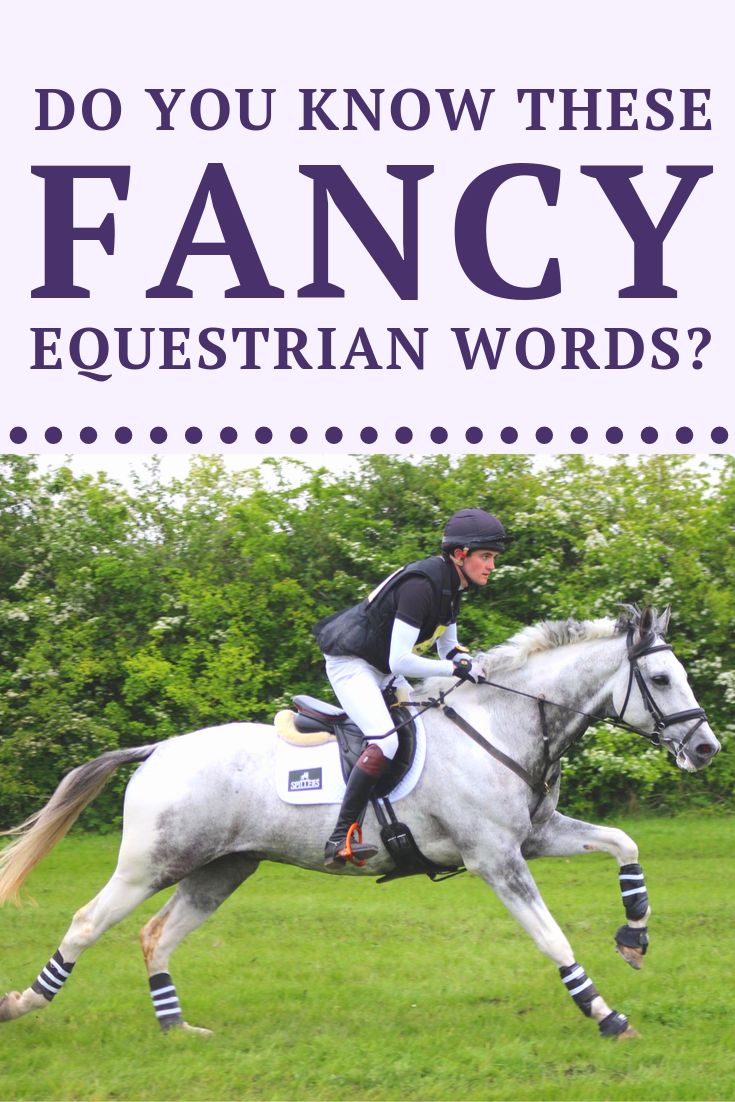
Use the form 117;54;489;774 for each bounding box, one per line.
324;744;387;868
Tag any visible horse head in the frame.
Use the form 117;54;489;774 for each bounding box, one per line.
612;604;720;772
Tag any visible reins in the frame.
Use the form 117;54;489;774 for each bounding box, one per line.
393;628;709;798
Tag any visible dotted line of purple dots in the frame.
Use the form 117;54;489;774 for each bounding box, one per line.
6;425;731;447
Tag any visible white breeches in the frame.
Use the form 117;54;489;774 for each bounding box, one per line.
324;655;409;760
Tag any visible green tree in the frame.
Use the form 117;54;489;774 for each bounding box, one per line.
1;454;732;828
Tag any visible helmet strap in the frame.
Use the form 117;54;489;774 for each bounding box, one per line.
450;548;473;587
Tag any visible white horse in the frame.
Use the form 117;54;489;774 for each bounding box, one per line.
0;606;719;1038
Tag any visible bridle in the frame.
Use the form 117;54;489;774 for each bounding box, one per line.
615;630;709;756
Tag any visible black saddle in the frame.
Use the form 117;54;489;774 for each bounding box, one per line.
291;693;416;799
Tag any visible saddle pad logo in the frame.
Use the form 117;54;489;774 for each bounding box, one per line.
288;768;323;792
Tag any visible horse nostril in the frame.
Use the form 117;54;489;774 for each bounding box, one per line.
695;743;715;756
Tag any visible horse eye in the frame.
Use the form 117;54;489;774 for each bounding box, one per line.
651;674;670;687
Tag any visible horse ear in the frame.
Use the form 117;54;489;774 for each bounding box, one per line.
616;602;640;632
638;606;654;639
656;605;672;637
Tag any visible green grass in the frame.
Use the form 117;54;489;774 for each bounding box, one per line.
0;816;734;1101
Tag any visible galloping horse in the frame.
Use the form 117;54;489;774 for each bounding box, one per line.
0;606;720;1038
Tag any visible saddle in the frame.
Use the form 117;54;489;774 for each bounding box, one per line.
290;693;417;799
276;691;462;883
288;693;463;884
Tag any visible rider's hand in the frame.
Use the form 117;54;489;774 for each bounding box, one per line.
452;656;485;684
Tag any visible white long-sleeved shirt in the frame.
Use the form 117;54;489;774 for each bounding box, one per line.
388;617;458;679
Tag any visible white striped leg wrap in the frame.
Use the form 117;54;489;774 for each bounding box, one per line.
619;862;649;920
559;962;600;1018
32;950;75;1002
149;972;184;1030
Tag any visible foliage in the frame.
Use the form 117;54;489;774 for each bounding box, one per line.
0;454;733;827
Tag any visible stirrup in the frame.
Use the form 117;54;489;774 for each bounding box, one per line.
324;823;378;869
344;822;371;867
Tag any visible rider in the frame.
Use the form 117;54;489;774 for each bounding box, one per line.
313;507;508;868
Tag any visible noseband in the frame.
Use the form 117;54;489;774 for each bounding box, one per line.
616;630;708;754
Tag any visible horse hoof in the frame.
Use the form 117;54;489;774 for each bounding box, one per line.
0;992;22;1022
616;944;645;970
617;1026;641;1040
181;1021;213;1036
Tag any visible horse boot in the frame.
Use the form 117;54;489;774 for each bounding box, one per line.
324;744;388;869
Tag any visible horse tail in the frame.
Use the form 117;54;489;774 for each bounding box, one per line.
0;745;156;906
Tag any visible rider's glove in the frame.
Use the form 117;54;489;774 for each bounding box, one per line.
452;656;485;684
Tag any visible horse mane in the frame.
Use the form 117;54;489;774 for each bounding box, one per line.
418;605;669;693
476;617;620;676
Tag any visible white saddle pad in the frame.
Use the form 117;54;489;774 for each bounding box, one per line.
275;717;426;805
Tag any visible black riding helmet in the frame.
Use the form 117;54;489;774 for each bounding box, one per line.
442;508;508;553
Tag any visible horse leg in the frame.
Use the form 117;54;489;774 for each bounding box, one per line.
522;811;650;969
139;853;259;1035
464;841;636;1038
0;873;154;1023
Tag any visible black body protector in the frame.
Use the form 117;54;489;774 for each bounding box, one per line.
313;554;462;672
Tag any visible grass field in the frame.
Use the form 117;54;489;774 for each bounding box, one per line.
0;816;733;1102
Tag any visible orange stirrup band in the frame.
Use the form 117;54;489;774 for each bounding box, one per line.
344;822;366;867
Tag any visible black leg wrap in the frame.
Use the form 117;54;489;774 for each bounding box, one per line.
615;924;649;954
619;862;649;920
32;950;75;1002
599;1010;630;1037
149;972;184;1030
559;962;601;1018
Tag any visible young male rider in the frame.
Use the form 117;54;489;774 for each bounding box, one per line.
313;507;508;868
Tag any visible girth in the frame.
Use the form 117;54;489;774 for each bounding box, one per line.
371;795;465;884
